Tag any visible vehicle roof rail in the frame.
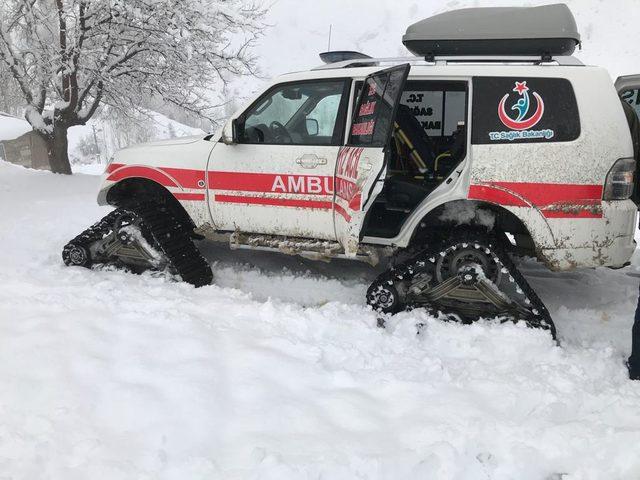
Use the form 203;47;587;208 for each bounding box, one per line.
311;55;584;70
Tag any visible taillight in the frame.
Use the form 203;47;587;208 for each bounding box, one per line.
603;158;636;201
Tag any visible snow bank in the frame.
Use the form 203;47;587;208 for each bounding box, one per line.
0;113;31;141
1;160;640;479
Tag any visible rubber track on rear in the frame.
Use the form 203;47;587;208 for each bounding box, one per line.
368;228;556;338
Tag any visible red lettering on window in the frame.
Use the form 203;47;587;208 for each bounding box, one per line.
351;120;375;136
358;101;376;116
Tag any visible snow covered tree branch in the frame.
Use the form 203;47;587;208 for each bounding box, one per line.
0;0;265;173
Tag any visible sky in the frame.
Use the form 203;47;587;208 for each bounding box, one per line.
239;0;640;95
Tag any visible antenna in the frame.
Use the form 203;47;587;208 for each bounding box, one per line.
327;24;332;51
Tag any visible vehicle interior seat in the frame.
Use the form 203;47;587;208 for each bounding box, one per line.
384;105;438;210
393;104;437;175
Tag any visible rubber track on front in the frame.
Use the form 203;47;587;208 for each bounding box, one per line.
121;202;213;287
62;210;122;266
63;203;212;288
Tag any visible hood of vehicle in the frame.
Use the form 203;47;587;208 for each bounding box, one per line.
124;135;205;149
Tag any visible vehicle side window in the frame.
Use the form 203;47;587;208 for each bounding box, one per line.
237;80;350;146
471;77;580;144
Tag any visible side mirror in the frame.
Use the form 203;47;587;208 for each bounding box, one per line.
222;118;242;145
306;118;319;136
220;119;235;145
233;117;247;144
232;118;241;143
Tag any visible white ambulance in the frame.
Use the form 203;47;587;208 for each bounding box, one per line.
64;5;638;336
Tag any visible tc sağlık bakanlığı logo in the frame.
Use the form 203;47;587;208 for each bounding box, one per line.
489;81;554;141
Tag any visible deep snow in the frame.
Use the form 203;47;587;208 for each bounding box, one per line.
1;160;640;479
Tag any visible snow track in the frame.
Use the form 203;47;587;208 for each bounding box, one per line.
1;160;640;479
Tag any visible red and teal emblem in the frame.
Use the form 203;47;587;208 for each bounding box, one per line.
498;81;544;131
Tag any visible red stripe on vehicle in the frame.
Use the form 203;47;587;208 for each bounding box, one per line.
107;165;179;188
106;163;124;173
470;182;604;218
108;166;359;215
489;182;603;206
215;194;333;210
468;185;530;207
541;210;602;219
209;171;334;195
106;164;205;190
216;193;355;221
173;192;206;201
161;167;205;190
348;193;362;211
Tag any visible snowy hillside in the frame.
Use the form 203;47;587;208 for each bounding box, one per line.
67;111;204;174
1;161;640;478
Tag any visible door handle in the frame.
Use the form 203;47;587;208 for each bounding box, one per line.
296;154;327;169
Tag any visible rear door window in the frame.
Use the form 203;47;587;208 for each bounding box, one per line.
400;81;467;137
349;64;410;147
471;77;580;144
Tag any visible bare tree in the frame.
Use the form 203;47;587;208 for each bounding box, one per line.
0;0;264;173
0;65;22;115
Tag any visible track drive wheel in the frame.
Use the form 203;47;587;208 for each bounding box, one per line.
366;279;403;315
62;242;92;268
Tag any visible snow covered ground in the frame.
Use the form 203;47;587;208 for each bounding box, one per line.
1;160;640;479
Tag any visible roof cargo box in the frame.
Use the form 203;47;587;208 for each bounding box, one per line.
403;4;580;58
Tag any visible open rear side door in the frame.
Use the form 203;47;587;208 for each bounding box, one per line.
334;64;410;256
616;74;640;205
616;74;640;107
